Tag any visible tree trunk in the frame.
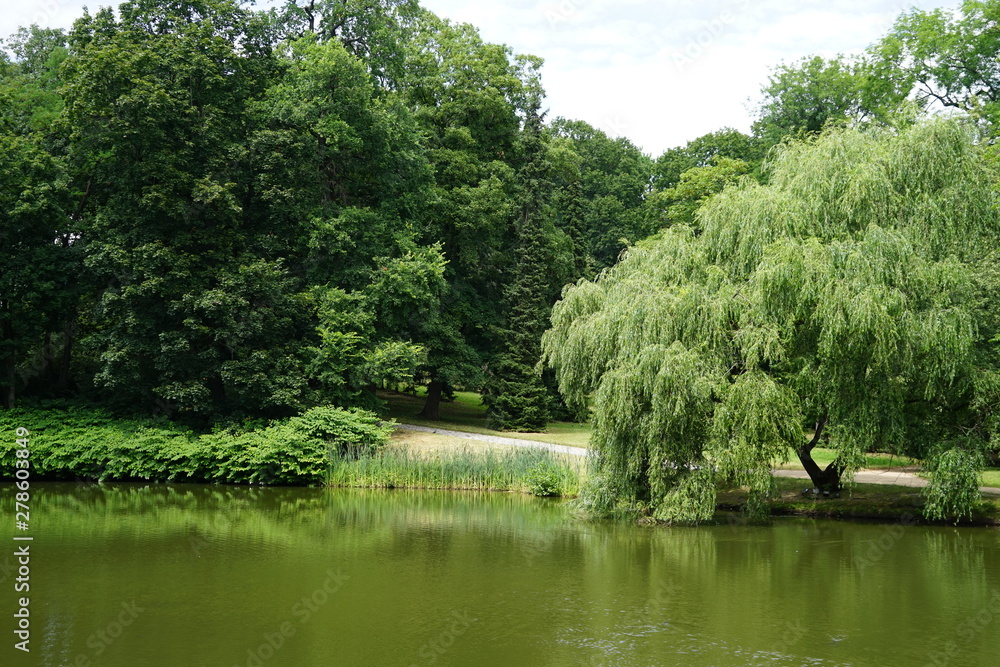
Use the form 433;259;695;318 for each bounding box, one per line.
418;380;444;420
42;331;54;382
797;416;842;492
2;315;15;410
59;321;74;392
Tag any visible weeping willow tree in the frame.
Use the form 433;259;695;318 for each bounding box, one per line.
542;119;1000;523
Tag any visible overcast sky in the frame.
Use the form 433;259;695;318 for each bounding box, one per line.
3;0;961;156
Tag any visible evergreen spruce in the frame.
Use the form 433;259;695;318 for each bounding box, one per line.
484;97;555;431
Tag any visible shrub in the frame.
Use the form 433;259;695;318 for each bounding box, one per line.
0;404;392;486
525;462;562;496
923;447;983;522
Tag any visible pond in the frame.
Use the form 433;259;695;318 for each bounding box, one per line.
2;483;998;666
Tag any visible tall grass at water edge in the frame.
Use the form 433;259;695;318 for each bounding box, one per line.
326;445;581;497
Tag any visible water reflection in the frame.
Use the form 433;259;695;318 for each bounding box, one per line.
0;483;996;666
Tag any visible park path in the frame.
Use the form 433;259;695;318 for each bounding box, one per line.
773;468;1000;495
395;423;589;457
397;423;1000;495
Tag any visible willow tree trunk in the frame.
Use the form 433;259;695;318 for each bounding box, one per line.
797;416;842;492
418;380;444;420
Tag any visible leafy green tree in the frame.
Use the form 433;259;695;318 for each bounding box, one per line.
652;128;762;191
399;13;534;417
871;0;1000;133
271;0;420;87
646;157;749;231
64;0;310;418
543;120;999;523
549;118;652;270
0;26;68;139
752;55;908;145
0;133;75;408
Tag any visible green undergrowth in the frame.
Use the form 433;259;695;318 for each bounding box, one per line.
327;444;581;497
0;405;392;485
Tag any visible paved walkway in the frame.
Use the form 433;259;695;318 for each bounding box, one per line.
395;423;589;457
398;423;1000;494
773;468;1000;495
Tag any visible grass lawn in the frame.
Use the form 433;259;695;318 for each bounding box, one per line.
379;388;592;449
980;469;1000;488
771;447;921;471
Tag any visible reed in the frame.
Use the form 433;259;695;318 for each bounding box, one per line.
326;445;581;497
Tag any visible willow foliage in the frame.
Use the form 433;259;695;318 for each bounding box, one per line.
543;119;1000;523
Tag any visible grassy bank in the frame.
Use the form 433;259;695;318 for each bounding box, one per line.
717;478;1000;525
327;444;582;496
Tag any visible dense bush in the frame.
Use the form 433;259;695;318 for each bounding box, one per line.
0;405;392;486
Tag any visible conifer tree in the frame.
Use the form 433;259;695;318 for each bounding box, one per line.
484;96;559;431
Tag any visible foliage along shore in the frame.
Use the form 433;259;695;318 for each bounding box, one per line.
5;404;1000;524
0;404;392;485
715;478;1000;527
0;404;579;496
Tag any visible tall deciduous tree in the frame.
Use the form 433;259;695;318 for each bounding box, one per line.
752;55;909;145
872;0;1000;132
400;14;533;418
64;0;310;418
543;120;1000;523
0;134;74;408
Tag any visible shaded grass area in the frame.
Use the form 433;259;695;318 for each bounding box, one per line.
718;477;1000;524
379;389;592;449
326;443;582;497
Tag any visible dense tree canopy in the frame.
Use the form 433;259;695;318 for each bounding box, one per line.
543;120;1000;522
0;0;633;423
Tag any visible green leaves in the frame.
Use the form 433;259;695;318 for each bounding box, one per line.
0;132;75;408
544;119;1000;523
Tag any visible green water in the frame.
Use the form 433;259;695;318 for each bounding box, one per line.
1;483;998;666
